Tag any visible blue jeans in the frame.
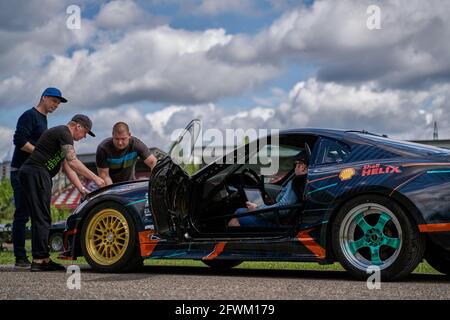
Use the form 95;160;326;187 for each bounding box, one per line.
236;208;275;227
10;170;30;259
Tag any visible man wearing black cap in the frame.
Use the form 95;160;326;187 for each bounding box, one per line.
10;87;67;268
19;114;105;271
228;150;309;227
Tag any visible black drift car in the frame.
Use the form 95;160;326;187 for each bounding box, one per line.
60;120;450;281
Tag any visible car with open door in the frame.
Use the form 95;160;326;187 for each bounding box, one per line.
60;120;450;281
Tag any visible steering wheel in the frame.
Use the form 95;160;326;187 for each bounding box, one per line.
239;168;262;187
237;168;265;201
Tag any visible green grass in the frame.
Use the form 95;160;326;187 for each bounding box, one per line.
142;258;441;275
0;250;87;265
0;240;84;265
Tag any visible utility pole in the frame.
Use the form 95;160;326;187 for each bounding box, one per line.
433;121;438;140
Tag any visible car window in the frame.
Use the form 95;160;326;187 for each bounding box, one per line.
245;144;302;184
315;138;351;165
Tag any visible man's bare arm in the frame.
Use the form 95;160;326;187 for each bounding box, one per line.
20;142;35;153
97;167;113;186
62;161;87;194
62;144;105;187
143;154;157;171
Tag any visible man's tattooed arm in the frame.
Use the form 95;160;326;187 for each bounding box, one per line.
62;144;77;161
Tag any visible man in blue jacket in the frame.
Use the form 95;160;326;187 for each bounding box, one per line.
228;150;308;227
10;87;67;268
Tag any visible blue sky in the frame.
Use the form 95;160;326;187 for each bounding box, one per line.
1;0;450;159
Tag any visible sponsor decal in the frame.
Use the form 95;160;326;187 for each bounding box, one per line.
339;168;356;181
45;150;65;171
362;164;401;177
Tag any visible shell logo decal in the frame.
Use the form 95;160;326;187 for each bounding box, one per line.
339;168;356;181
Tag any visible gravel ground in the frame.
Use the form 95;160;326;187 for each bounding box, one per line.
1;264;449;300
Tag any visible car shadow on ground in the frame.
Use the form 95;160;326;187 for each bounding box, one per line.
79;264;450;283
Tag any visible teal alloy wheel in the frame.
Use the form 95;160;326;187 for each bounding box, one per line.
340;204;402;270
332;195;425;281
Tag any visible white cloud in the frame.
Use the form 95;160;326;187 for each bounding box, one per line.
222;107;275;123
96;0;144;29
0;13;97;106
2;0;450;158
146;105;187;136
142;78;450;147
264;78;450;140
3;0;450;114
195;0;256;16
0;0;68;31
0;23;277;111
3;78;448;160
213;0;450;89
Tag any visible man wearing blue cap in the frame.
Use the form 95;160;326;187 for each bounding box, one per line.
10;87;67;268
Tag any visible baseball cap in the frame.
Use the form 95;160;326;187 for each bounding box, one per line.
71;114;95;137
41;87;68;103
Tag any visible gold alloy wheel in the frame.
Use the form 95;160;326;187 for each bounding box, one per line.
85;208;130;266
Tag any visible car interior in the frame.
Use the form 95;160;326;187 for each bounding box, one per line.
190;134;318;237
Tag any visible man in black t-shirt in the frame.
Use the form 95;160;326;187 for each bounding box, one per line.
10;87;66;268
19;114;105;272
96;122;157;185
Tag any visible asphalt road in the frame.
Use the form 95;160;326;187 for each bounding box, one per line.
0;264;449;300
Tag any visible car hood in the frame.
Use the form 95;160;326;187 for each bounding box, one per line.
83;179;149;202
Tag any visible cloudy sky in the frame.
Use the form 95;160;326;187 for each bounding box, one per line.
1;0;450;160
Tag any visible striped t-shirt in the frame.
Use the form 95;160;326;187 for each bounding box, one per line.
96;136;151;183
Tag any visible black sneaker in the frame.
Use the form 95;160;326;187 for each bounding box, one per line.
15;257;31;269
30;259;66;272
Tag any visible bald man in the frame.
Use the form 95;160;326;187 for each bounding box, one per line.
96;122;157;185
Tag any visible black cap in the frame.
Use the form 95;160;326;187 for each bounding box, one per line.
71;114;95;137
293;150;308;164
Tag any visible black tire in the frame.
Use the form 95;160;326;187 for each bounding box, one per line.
49;232;64;252
332;195;425;281
425;241;450;276
81;202;143;273
202;260;242;270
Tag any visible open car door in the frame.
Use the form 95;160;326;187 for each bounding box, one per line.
148;119;201;239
